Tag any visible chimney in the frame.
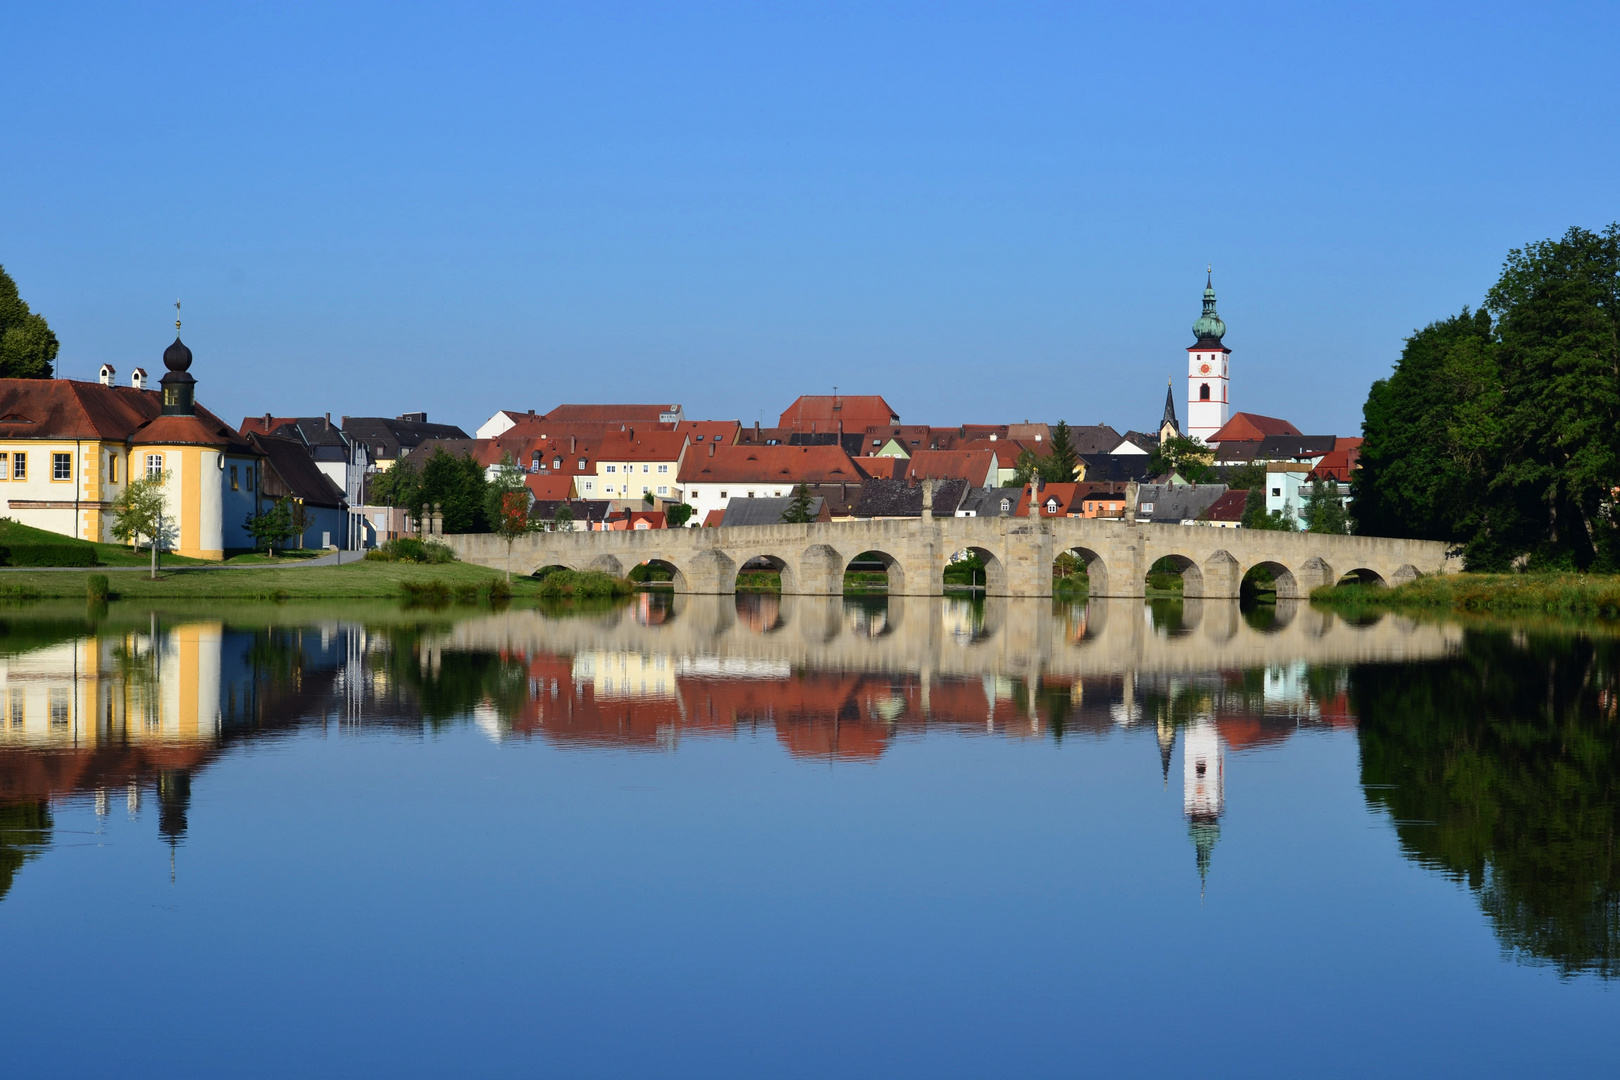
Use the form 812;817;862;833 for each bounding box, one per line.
324;412;331;428
263;412;271;428
570;435;577;454
754;419;760;435
98;364;116;386
708;441;715;457
131;368;148;390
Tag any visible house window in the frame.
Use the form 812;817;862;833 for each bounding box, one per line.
553;457;561;469
50;689;69;727
106;454;118;483
578;459;587;469
146;454;162;479
695;435;704;441
584;481;594;492
1046;499;1057;513
656;485;668;495
230;465;239;491
641;486;650;495
719;491;728;499
7;690;20;727
641;464;649;473
747;491;755;498
1271;487;1281;497
1200;383;1211;401
657;464;668;474
10;453;24;480
0;453;9;480
1000;498;1010;512
606;464;617;473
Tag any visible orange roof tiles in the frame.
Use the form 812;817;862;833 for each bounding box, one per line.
678;444;863;485
1208;412;1302;442
779;394;898;431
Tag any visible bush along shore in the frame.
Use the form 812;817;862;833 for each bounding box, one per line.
0;560;542;601
1313;573;1620;618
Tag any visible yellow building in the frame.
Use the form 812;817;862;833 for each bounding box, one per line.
0;334;261;559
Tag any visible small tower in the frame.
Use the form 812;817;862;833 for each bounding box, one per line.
160;307;195;416
1186;268;1231;443
1159;379;1180;444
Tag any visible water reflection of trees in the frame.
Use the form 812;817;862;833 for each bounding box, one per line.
1352;630;1620;978
0;801;50;902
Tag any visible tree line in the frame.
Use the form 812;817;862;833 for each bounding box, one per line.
1355;224;1620;569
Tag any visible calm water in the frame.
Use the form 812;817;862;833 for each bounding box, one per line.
0;594;1614;1078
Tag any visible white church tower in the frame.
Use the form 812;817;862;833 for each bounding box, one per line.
1185;268;1231;443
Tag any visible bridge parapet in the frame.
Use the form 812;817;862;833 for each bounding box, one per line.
446;516;1456;598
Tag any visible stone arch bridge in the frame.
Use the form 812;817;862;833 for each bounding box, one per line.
448;517;1456;598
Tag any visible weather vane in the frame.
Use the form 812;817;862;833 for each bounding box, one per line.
174;299;182;334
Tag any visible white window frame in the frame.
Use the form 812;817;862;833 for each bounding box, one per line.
146;454;163;479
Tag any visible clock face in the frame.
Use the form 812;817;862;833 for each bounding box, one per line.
1199;362;1211;375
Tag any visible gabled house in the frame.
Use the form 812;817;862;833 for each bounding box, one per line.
247;432;350;549
720;495;831;526
778;394;898;433
851;478;969;519
1202;488;1250;528
537;403;684;425
1016;482;1081;518
341;413;470;471
903;449;1000;488
678;444;865;523
591;429;688;506
956;487;1026;518
1207;412;1302;444
1134;483;1232;525
0;336;261;558
240;414;367;505
675;420;740;448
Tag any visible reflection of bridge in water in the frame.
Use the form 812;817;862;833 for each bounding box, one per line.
435;594;1461;684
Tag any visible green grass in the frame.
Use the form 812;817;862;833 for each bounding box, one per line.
0;560;544;600
1313;572;1620;618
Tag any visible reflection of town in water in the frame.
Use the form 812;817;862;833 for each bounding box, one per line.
2;596;1614;980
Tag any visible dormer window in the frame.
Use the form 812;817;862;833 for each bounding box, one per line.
1045;499;1057;514
1000;499;1010;512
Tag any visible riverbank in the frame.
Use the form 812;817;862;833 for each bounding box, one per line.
1313;572;1620;618
0;561;541;600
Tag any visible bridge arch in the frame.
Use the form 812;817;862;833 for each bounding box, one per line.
845;549;906;594
1055;545;1109;596
958;546;1006;594
1243;559;1300;601
632;557;689;592
1337;567;1387;587
1148;552;1204;598
737;553;797;593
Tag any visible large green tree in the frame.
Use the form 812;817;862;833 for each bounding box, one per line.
415;448;490;533
0;266;58;379
1046;420;1079;482
1354;224;1620;569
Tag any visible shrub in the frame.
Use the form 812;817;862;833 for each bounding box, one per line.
424;541;457;564
488;578;513;601
533;569;631;599
382;538;428;562
0;542;98;567
86;574;110;602
401;580;452;604
454;583;480;603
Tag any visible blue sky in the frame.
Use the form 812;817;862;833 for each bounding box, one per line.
2;2;1615;437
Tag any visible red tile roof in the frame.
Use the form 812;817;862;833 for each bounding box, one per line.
778;394;898;431
1203;488;1251;521
1208;412;1302;442
539;404;677;424
904;449;998;486
1016;482;1079;517
675;420;740;445
678;444;863;484
525;473;574;501
594;429;688;462
853;456;904;480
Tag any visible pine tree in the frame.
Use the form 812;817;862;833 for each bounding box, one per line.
780;484;816;523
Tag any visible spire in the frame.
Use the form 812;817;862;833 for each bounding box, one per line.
160;303;196;416
1190;820;1220;900
1192;267;1227;347
1161;379;1179;434
1156;718;1176;787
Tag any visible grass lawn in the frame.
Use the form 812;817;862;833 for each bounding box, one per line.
0;559;544;600
1313;572;1620;618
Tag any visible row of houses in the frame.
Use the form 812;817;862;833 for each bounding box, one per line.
0;327;1357;556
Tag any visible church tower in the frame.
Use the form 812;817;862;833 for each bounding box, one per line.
1186;269;1230;443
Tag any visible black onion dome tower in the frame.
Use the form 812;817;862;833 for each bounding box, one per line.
160;313;196;416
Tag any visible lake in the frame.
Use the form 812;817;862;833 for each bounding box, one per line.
0;594;1614;1078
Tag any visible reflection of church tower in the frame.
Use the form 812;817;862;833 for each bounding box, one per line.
1182;718;1224;895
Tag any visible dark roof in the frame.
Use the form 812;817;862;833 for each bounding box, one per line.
1078;454;1155;483
958;487;1025;517
340;415;470;461
1212;435;1336;464
1134;483;1230;523
851;478;969;518
720;496;826;527
1204;489;1251;521
1066;425;1123;456
1161;385;1179;431
249;433;346;507
529;499;614;523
